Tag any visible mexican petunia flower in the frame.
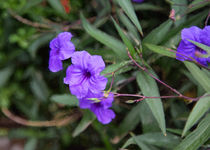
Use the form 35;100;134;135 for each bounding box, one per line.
64;51;108;98
132;0;144;3
49;32;75;72
176;26;210;66
79;92;115;124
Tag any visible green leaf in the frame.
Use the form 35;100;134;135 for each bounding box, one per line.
134;3;164;11
112;18;136;57
139;101;159;133
188;40;210;54
118;103;141;135
73;110;96;137
137;71;166;135
80;13;127;60
50;94;79;106
143;20;173;45
175;114;210;150
184;61;210;92
188;0;210;13
115;0;143;35
0;66;13;88
122;132;180;149
117;10;140;41
101;60;131;76
144;43;176;58
28;33;54;58
30;72;49;101
24;138;37;150
47;0;66;16
182;93;210;137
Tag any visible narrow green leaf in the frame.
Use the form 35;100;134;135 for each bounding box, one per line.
112;18;136;57
188;0;210;13
143;20;173;45
144;43;176;58
50;94;79;106
73;110;96;137
47;0;66;16
175;114;210;150
0;66;14;88
24;138;37;150
134;3;164;11
115;0;143;35
188;40;210;54
117;10;140;41
119;103;141;135
30;72;49;101
80;13;127;60
137;71;166;135
101;60;131;76
184;61;210;92
182;93;210;137
122;132;180;149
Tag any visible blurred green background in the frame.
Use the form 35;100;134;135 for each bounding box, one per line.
0;0;209;149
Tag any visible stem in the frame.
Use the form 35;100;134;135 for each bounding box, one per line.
127;50;182;96
2;108;81;127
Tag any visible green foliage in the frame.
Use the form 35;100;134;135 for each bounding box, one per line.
0;0;209;149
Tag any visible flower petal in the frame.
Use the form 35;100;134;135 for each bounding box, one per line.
181;26;202;44
71;51;91;69
49;51;63;72
59;41;75;60
69;80;89;98
91;108;115;124
200;26;210;46
176;40;195;61
64;65;84;85
89;55;105;75
89;76;108;93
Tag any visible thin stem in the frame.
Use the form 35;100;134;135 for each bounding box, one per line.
127;50;182;96
113;92;210;102
2;108;81;127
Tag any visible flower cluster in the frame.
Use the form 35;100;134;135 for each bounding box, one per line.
49;32;115;124
176;26;210;66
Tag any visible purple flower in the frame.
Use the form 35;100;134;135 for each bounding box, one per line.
49;32;75;72
64;51;108;98
132;0;144;3
176;26;210;66
79;92;115;124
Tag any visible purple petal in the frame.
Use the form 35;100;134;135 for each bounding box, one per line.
79;98;92;109
64;65;84;85
57;32;73;41
181;26;202;44
69;80;89;98
49;50;63;72
91;108;115;124
89;76;108;94
71;51;91;69
200;26;210;46
89;55;105;75
59;41;75;60
100;93;114;109
176;40;195;61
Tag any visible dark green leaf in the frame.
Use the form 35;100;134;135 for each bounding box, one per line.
175;114;210;150
182;93;210;137
137;71;166;135
73;110;96;137
50;94;79;106
112;18;136;57
115;0;143;35
144;43;176;58
80;13;128;60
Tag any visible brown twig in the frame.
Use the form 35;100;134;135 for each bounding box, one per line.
2;108;82;127
8;9;51;29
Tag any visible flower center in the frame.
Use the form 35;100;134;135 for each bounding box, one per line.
84;71;91;78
